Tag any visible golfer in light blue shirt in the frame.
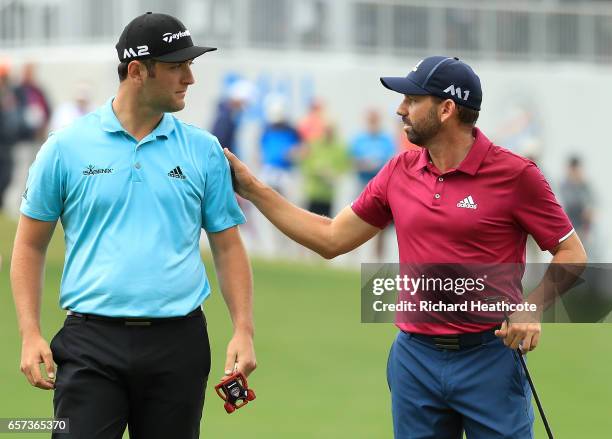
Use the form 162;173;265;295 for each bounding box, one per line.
11;12;256;439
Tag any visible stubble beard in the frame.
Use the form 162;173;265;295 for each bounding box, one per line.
407;106;442;146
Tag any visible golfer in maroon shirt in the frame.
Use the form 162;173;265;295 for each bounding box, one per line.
225;56;586;438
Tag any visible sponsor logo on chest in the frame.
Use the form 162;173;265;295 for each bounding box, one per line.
168;166;187;180
83;164;114;176
457;195;477;209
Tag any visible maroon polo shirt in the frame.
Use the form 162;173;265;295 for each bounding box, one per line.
352;128;574;335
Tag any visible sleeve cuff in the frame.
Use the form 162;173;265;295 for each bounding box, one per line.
204;217;246;233
538;227;575;251
19;206;60;222
350;203;389;229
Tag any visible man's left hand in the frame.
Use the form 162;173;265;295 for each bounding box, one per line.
494;310;542;352
224;331;256;377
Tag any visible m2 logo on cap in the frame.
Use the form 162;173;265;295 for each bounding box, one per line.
123;45;150;59
444;84;470;101
162;30;191;43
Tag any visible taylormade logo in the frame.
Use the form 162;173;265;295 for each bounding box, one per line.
123;45;150;59
162;30;191;43
444;84;470;102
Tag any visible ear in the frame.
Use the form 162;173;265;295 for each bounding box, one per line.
439;99;456;123
127;61;146;84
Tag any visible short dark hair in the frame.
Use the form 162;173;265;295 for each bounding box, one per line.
431;96;479;126
456;104;479;126
117;59;157;82
569;155;581;168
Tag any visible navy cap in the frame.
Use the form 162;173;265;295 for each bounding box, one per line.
116;12;216;63
380;56;482;111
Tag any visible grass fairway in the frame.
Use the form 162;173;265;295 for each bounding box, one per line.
0;213;610;438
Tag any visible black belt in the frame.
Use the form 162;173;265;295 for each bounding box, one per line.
408;326;500;350
66;307;203;326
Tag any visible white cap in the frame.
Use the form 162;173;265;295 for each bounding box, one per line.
228;79;255;104
264;94;287;123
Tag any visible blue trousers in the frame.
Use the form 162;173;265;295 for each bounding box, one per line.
387;331;534;439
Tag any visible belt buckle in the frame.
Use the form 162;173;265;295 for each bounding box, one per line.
433;336;460;350
125;320;151;326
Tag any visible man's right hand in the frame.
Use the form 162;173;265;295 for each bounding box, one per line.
223;148;259;200
20;334;55;390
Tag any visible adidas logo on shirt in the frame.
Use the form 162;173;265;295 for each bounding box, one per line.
457;195;477;209
168;166;186;180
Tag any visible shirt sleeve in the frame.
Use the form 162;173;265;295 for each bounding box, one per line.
20;134;64;221
350;156;398;229
201;138;246;232
513;162;574;251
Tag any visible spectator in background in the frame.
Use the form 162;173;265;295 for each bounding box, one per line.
349;109;396;260
49;81;93;131
0;63;53;216
350;109;397;187
301;123;349;217
259;96;302;195
16;63;51;143
211;79;254;155
297;98;326;144
560;156;594;243
210;79;258;245
0;59;24;211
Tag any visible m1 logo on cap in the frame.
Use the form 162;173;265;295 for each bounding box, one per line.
444;84;470;101
162;30;191;43
123;45;150;58
412;60;423;72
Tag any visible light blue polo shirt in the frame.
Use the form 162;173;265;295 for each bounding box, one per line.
20;97;245;317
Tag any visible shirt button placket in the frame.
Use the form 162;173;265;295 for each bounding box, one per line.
433;175;444;206
131;144;142;182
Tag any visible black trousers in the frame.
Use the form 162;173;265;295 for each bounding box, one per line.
50;310;211;439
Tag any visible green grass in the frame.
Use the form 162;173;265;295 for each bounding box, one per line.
1;214;611;438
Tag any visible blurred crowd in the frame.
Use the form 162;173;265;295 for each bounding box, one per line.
0;64;599;262
0;60;50;213
0;59;92;217
209;77;424;260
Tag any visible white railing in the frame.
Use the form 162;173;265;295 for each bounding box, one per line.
1;0;612;63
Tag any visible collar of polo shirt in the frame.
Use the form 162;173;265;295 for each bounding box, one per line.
415;128;491;176
100;97;175;139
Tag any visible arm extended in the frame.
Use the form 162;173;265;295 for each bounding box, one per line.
225;148;381;259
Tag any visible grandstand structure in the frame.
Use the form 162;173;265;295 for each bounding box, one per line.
1;0;612;63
